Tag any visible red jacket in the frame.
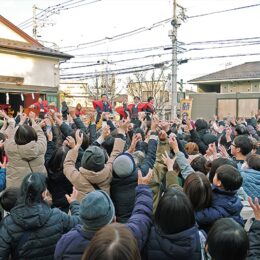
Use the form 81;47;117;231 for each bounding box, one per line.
92;100;112;112
33;100;48;113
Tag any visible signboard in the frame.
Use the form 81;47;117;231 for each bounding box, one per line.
180;99;193;120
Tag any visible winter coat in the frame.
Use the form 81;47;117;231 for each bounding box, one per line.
0;168;6;192
64;137;126;201
54;185;153;259
45;141;73;211
247;220;260;260
5;122;47;188
111;137;157;223
240;168;260;201
195;185;244;232
0;201;80;260
144;225;202;260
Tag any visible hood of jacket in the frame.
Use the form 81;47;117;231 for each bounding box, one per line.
17;141;40;161
10;202;51;230
79;166;109;184
150;225;201;259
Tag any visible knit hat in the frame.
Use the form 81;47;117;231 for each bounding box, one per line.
80;190;115;229
81;146;105;172
113;153;135;178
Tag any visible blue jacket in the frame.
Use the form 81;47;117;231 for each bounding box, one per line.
111;138;157;223
144;225;202;260
0;168;6;192
54;185;153;259
240;168;260;201
0;201;80;260
195;186;243;229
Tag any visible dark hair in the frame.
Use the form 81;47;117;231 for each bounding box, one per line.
46;145;70;173
134;96;140;100
71;131;89;151
19;173;47;205
155;188;195;234
82;223;141;260
190;156;208;175
14;125;38;145
234;135;253;156
246;154;260;171
208;158;238;183
183;172;212;211
235;124;249;136
147;97;154;102
195;119;208;131
215;165;243;191
101;94;108;98
206;218;249;260
0;187;19;212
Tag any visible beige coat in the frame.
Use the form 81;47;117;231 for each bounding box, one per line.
64;137;126;202
5;122;47;188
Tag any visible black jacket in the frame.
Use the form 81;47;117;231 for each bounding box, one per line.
0;201;80;260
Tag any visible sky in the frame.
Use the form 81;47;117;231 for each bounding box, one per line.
2;0;260;91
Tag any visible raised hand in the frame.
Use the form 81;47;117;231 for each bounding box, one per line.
138;168;153;185
248;197;260;221
65;187;78;204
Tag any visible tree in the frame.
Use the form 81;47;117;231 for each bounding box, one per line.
126;68;170;116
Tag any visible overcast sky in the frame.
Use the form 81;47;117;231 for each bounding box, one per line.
2;0;260;90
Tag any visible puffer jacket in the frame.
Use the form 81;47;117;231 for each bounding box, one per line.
110;137;157;223
0;201;80;260
195;185;244;231
240;168;260;201
144;225;202;260
5;122;47;188
54;185;153;259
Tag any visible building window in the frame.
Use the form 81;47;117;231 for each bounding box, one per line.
142;91;153;101
160;90;169;102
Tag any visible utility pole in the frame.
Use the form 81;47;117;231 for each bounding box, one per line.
32;5;37;39
170;0;178;119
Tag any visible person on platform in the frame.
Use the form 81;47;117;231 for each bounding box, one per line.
30;97;48;119
93;94;113;123
127;96;145;126
144;97;156;120
75;103;83;118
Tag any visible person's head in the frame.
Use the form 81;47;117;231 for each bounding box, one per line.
208;158;238;183
235;124;249;136
190;155;208;175
71;131;89;151
38;97;42;104
47;145;70;173
185;142;199;155
147;96;154;104
206;218;249;260
76;103;82;110
82;223;140;260
113;153;136;178
246;153;260;171
134;96;140;104
195;119;208;131
101;94;108;102
14;125;38;145
80;190;115;230
81;146;106;172
213;165;243;191
20;173;47;206
183;172;212;211
231;135;253;157
155;188;195;234
0;187;19;212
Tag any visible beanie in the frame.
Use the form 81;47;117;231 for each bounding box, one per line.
81;146;105;172
113;153;135;178
80;190;115;230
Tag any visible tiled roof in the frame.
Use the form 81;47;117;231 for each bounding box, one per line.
0;15;73;59
188;61;260;83
0;38;73;59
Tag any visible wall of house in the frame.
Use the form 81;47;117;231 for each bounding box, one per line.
0;23;27;42
189;92;260;120
0;52;59;88
220;81;260;93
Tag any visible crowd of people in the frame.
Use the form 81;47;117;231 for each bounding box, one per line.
0;95;259;260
